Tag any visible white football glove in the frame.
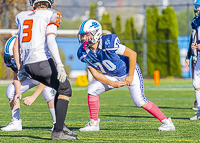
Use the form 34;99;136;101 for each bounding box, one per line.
57;63;67;83
17;69;29;81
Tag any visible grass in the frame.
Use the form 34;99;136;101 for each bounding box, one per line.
0;78;200;142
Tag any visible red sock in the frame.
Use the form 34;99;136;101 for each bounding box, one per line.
88;95;100;121
143;101;167;121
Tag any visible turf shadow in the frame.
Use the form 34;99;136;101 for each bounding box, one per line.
0;135;51;140
123;106;191;110
101;115;189;120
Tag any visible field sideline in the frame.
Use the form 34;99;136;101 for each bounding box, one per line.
0;78;200;142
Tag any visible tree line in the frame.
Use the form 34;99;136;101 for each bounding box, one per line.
0;1;183;79
90;2;182;77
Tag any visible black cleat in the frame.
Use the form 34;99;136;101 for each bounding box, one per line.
51;130;78;140
63;124;78;137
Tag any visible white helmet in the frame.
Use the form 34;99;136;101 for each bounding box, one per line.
29;0;54;8
78;19;102;47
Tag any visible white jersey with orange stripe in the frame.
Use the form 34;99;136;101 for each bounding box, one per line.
15;8;61;65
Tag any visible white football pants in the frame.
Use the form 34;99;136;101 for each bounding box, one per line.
6;78;55;102
87;64;148;107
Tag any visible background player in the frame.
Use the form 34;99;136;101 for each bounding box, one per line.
185;1;199;111
13;0;77;140
1;36;56;131
77;19;175;132
190;0;200;120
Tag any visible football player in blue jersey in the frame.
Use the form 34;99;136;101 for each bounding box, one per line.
77;19;175;132
185;1;199;111
190;0;200;120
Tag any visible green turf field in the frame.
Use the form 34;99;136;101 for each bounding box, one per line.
0;78;200;142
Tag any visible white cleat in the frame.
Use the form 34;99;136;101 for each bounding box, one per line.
1;119;22;131
190;110;200;120
79;118;100;132
191;106;198;111
158;117;175;131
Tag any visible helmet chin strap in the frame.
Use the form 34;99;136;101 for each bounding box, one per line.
83;41;88;50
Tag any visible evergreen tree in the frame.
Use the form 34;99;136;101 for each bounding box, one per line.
157;8;170;76
100;12;113;34
166;7;182;76
130;17;137;51
122;18;134;50
89;2;97;19
137;30;143;73
115;14;122;40
158;6;181;76
146;6;159;76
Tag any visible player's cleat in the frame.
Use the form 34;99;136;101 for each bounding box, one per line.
1;119;22;131
191;100;198;110
63;124;78;137
51;130;78;140
79;118;100;132
190;110;200;120
191;106;198;110
51;123;55;131
158;117;175;131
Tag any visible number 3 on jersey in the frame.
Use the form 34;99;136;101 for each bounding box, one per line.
22;12;61;43
22;19;33;42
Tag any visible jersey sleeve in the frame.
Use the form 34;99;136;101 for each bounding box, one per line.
15;14;21;38
115;44;126;55
102;34;125;54
191;16;198;29
48;10;62;28
15;14;19;28
77;46;86;63
46;24;57;36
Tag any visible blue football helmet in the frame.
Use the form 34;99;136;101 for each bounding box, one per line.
194;0;200;13
4;36;18;73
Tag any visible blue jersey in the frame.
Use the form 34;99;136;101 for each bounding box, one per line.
191;16;200;56
77;34;130;77
191;16;200;43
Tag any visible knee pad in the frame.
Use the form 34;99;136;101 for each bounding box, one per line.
42;87;55;102
56;79;72;97
193;79;200;89
6;83;15;100
87;81;105;96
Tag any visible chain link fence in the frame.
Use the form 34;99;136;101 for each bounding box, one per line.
0;2;195;78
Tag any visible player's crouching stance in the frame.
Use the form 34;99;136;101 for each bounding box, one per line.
77;19;175;132
1;36;56;131
13;0;77;140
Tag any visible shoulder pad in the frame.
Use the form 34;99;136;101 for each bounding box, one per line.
49;9;62;27
77;46;86;62
191;16;200;29
102;34;121;49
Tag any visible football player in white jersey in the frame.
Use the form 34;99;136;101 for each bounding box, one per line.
190;0;200;120
13;0;77;140
77;19;175;132
1;36;56;132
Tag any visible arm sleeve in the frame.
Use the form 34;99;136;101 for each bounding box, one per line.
46;24;57;36
46;34;62;65
115;44;126;55
186;36;192;59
